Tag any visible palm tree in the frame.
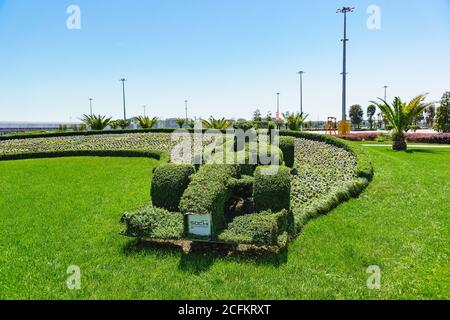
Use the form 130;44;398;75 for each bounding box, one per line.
282;112;309;131
176;118;186;128
201;117;232;130
136;116;158;129
80;114;112;131
371;94;432;151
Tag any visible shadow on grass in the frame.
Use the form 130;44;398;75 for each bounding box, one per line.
123;239;288;275
404;149;437;154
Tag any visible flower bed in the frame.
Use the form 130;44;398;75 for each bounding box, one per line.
337;132;450;144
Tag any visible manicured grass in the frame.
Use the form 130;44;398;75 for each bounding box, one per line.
0;149;448;300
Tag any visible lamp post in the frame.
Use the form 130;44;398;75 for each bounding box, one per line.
120;78;127;120
276;93;280;120
185;100;188;124
297;71;305;116
337;6;355;122
143;105;147;117
89;98;93;116
384;85;388;101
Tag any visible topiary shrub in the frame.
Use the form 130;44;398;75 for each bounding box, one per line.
121;205;184;240
254;166;291;213
279;136;295;167
227;175;254;198
179;165;238;234
218;209;292;246
151;164;195;211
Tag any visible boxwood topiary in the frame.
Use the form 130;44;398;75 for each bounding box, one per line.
151;164;195;212
218;209;292;246
227;175;254;198
279;136;295;167
254;166;291;213
179;165;238;234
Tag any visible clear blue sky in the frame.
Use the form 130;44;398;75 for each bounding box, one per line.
0;0;449;122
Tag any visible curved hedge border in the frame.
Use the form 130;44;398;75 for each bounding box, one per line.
278;130;374;234
0;149;169;162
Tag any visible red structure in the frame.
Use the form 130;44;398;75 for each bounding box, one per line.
326;117;337;135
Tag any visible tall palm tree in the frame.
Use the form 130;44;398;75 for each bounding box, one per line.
282;112;309;131
201;117;232;130
136;116;158;129
80;114;112;131
371;94;432;151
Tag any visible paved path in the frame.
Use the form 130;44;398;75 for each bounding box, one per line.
363;144;450;149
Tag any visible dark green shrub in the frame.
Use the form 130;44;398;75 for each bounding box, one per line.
254;166;291;213
179;165;238;234
227;175;254;198
121;205;184;240
279;136;295;167
218;209;292;246
151;164;195;211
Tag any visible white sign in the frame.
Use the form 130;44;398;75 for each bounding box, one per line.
187;214;212;237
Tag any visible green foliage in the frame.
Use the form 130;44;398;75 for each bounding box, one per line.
58;124;68;132
202;117;232;130
218;209;292;246
81;114;112;131
434;92;450;132
179;165;238;233
252;109;262;122
367;104;377;130
425;105;436;128
282;112;308;131
371;95;433;150
151;164;195;212
176;118;186;128
278;136;295;167
115;119;131;130
349;105;364;129
233;121;254;131
136;116;158;129
254;166;291;213
227;175;254;198
121;205;184;240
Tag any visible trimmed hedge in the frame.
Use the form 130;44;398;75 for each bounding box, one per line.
151;164;195;212
227;175;254;198
179;165;238;234
0;149;168;162
279;136;295;167
253;166;291;213
121;205;184;240
218;209;292;246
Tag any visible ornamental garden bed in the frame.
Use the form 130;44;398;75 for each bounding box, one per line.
0;130;373;252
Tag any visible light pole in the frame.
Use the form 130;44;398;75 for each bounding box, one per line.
185;100;188;124
143;105;147;117
276;93;280;119
89;98;93;116
337;6;355;122
120;78;127;120
297;71;305;116
384;85;388;101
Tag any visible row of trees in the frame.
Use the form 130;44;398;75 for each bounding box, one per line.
80;115;158;131
349;91;450;132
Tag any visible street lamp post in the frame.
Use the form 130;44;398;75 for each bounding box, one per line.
120;78;127;120
185;100;188;124
143;105;147;117
337;7;355;122
89;98;93;116
297;71;305;116
276;93;280;120
384;85;388;101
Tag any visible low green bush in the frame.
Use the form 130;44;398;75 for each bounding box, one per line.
151;164;195;211
218;209;292;246
227;175;254;198
254;166;291;213
121;205;184;240
179;165;238;234
279;136;295;167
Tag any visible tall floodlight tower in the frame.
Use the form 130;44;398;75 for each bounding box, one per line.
185;100;189;124
120;78;127;120
337;7;354;121
297;71;305;116
276;93;280;120
89;98;93;116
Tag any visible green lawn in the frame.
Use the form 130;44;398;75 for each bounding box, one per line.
0;150;448;300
